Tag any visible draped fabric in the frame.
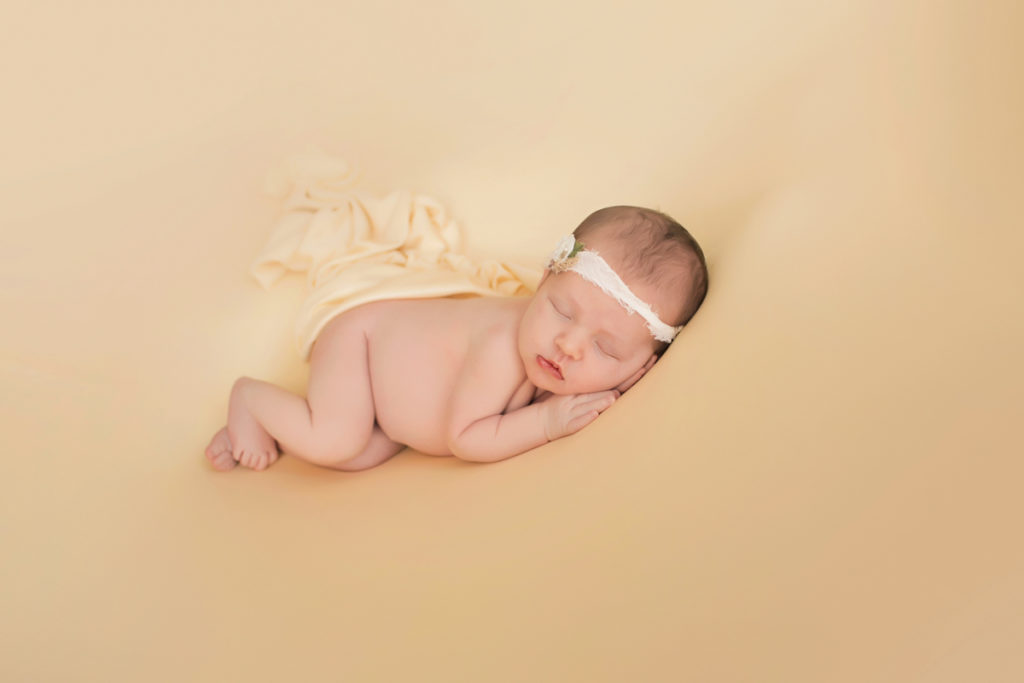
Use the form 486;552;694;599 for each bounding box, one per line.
251;152;541;358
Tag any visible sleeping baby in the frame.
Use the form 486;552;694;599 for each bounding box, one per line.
205;205;708;471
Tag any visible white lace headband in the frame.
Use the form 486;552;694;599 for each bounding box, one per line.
546;235;682;343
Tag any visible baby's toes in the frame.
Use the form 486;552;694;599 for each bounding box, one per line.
207;450;237;471
252;449;280;471
239;448;256;471
239;449;271;471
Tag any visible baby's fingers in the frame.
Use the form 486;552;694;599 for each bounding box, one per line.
617;354;657;393
565;387;618;423
574;390;620;415
545;391;619;440
565;409;601;434
561;392;619;435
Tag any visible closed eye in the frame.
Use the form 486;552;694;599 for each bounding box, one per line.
550;298;570;320
595;342;619;360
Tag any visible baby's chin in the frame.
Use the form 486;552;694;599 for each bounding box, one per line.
534;373;619;397
524;364;559;394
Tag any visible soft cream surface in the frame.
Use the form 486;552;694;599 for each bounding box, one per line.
3;2;1022;681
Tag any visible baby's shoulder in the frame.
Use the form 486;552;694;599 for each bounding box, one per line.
465;299;523;351
454;299;523;373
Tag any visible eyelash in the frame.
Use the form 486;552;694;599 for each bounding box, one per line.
551;299;571;320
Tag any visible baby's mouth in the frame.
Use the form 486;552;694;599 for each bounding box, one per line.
537;355;564;381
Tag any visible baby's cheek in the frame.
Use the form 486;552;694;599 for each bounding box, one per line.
601;363;633;389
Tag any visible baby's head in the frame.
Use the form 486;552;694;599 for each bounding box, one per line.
518;206;708;395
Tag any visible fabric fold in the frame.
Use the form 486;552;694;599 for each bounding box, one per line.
250;151;541;359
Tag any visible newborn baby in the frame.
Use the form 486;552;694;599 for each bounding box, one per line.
205;205;708;471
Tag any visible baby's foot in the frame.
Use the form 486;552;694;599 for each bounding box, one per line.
204;427;238;471
227;397;280;472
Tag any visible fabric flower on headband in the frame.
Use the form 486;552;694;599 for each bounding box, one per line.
547;236;585;273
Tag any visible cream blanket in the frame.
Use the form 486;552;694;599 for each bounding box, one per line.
250;152;541;359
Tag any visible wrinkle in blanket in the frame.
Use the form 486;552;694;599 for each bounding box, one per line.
250;152;541;359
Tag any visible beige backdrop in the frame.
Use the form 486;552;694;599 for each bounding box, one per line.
3;1;1022;681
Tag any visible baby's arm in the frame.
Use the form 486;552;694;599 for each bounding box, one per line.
446;338;618;463
449;393;618;463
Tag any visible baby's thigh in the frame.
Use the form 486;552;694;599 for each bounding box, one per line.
306;309;379;436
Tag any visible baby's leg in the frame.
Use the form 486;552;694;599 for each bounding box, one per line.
332;426;404;471
206;419;401;471
224;311;386;470
225;382;281;470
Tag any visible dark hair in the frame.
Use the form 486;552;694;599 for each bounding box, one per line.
573;205;708;327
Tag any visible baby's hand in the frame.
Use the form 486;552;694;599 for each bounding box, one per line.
541;390;620;441
614;353;658;394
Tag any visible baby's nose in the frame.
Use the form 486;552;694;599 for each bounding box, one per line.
555;331;583;359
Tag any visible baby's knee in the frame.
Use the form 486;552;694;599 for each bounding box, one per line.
231;375;259;396
301;432;370;469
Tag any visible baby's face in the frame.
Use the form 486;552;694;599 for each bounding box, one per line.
518;269;660;395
